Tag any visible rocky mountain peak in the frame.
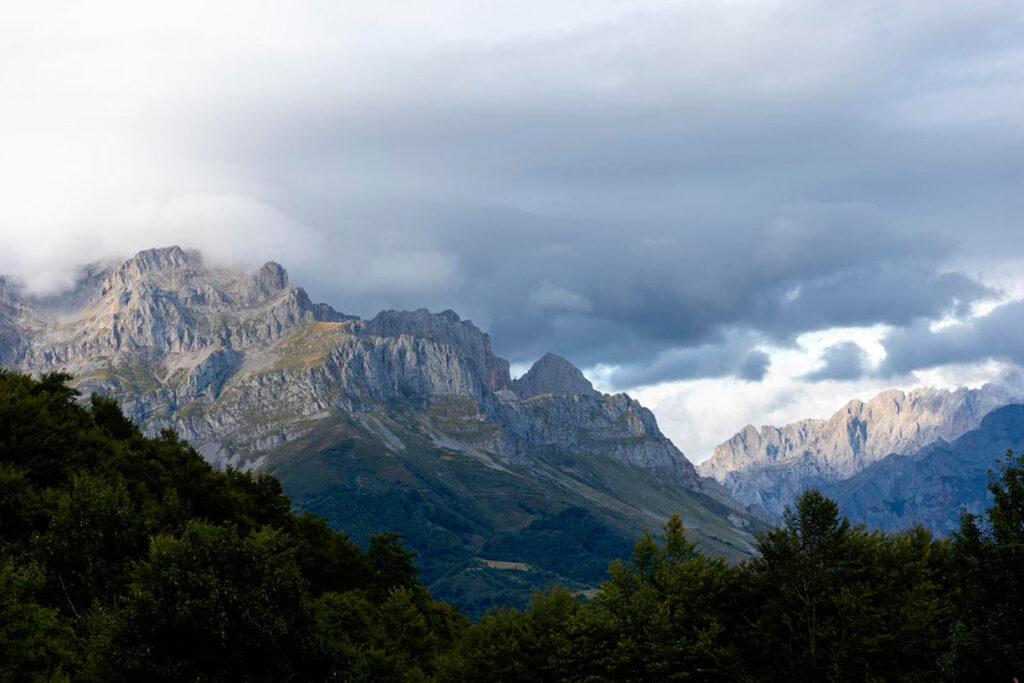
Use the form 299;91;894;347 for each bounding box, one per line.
122;245;198;274
94;246;205;302
513;353;596;399
254;261;289;289
360;308;511;391
701;379;1024;517
1;249;696;476
0;247;763;574
7;248;356;373
362;308;464;337
822;402;1024;535
236;261;291;305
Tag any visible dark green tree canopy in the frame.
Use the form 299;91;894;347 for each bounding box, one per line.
0;370;459;680
3;369;1024;680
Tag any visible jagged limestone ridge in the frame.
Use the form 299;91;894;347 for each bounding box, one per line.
2;247;708;490
700;380;1024;516
823;403;1024;534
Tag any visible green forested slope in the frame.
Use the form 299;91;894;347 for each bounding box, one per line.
265;412;756;616
3;370;1023;681
0;370;463;681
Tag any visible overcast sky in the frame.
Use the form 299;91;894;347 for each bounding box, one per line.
2;0;1023;460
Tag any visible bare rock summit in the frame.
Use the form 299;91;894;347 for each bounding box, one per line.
700;380;1024;517
513;353;596;399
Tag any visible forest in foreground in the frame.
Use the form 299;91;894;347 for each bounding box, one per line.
1;370;1022;681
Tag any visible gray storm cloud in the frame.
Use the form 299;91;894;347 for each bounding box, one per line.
602;333;771;389
803;341;870;382
1;0;1022;383
880;301;1024;376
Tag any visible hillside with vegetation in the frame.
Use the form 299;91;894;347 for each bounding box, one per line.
0;247;760;611
3;370;1024;680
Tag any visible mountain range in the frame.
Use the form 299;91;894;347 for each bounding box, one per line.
700;380;1024;529
820;403;1024;534
0;246;759;612
6;245;1021;607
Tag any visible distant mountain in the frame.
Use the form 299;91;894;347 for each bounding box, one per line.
700;382;1024;518
820;404;1024;534
0;246;759;612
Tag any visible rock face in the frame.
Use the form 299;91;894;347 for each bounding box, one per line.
0;276;30;366
822;404;1024;535
700;383;1024;517
512;353;596;399
1;247;705;487
0;247;756;607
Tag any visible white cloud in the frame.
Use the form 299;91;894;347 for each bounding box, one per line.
591;321;1017;463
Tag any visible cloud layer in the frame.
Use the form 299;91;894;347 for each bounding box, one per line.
2;0;1023;387
803;342;870;382
881;301;1024;376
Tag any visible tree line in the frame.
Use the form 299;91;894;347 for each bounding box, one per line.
1;370;1021;680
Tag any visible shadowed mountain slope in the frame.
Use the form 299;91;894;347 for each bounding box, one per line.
821;404;1024;535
